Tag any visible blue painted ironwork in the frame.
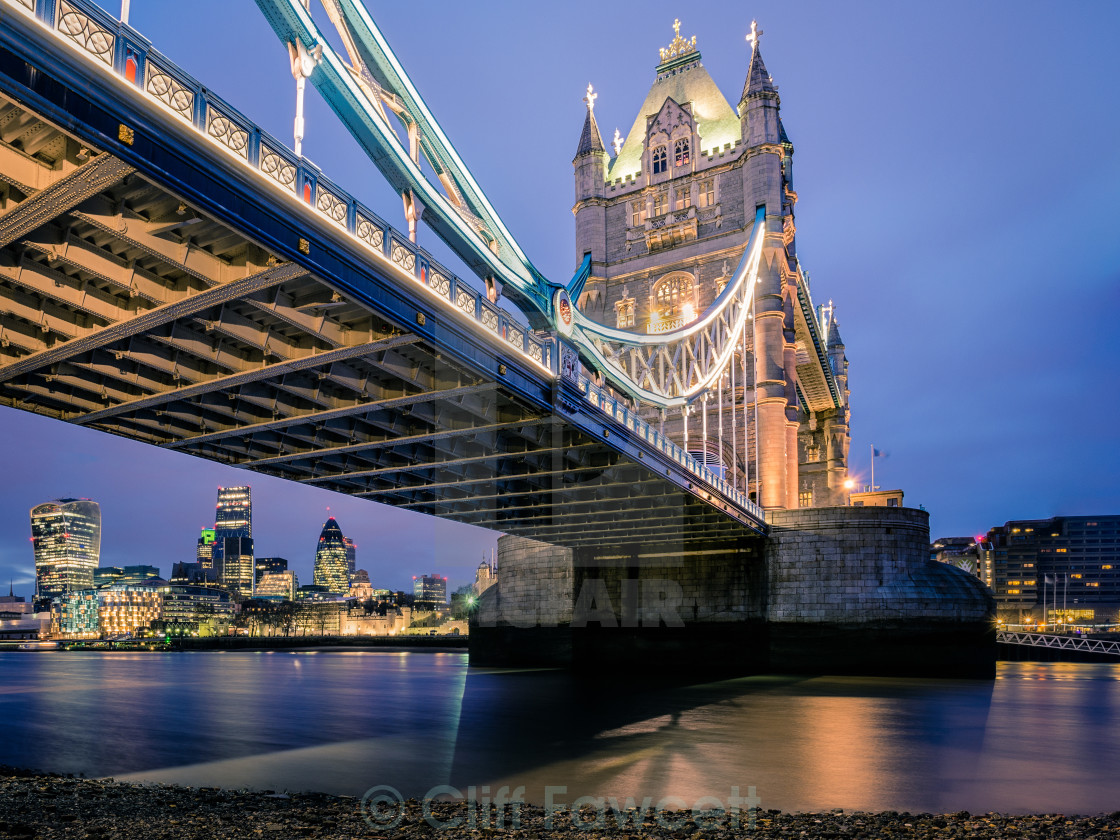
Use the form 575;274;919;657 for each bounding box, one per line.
0;0;767;532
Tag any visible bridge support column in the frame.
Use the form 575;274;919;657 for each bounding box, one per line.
471;507;996;679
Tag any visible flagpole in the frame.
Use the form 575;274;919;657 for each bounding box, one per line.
870;443;875;491
1063;575;1067;631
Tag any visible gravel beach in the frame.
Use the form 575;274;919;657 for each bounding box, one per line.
2;767;1118;839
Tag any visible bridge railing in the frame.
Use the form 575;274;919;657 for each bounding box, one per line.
14;0;553;375
11;0;763;525
579;377;765;523
997;631;1120;657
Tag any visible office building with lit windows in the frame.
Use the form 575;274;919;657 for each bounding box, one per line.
313;518;350;595
413;574;448;610
52;589;100;638
981;515;1120;624
344;537;356;577
50;584;164;639
30;498;101;602
219;536;255;599
257;571;299;601
255;556;288;584
211;486;253;598
196;528;217;573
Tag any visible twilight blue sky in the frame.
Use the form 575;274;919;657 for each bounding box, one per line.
2;1;1119;594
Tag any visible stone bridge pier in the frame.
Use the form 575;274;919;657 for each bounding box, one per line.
471;507;996;678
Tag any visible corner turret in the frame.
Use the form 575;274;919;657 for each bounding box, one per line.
739;21;783;216
573;84;610;268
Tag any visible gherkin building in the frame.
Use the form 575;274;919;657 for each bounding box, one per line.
313;517;350;594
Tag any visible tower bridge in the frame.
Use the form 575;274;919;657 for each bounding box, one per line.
0;0;996;675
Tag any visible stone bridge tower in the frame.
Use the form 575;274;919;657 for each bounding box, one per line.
572;20;850;509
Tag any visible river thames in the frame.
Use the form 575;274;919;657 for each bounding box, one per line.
1;651;1118;814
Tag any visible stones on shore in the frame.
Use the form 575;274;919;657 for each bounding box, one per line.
1;768;1118;838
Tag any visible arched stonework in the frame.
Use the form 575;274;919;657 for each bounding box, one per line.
650;270;697;332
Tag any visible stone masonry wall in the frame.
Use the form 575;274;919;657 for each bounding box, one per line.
767;506;994;624
477;535;573;628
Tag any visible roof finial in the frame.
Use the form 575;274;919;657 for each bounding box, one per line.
659;19;698;63
612;128;623;156
583;83;597;113
747;20;763;52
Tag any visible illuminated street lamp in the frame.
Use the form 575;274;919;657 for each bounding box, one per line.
844;477;855;505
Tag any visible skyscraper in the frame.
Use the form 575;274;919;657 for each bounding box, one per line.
314;518;350;594
196;528;216;572
30;498;101;601
344;537;356;577
214;487;251;539
220;536;255;599
213;487;253;598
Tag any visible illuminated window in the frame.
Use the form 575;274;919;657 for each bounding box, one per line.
652;146;668;175
652;272;697;328
698;179;715;207
630;200;645;227
674;138;690;167
1024;563;1035;568
1056;548;1067;553
615;294;635;329
1103;565;1113;570
799;491;812;508
652;191;668;216
1024;580;1036;586
1007;589;1020;594
1071;573;1082;579
677;189;691;210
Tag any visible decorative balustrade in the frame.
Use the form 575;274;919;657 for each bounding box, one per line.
14;0;553;376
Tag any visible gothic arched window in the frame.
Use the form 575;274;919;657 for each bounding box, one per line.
652;146;668;175
674;138;690;167
652;271;697;329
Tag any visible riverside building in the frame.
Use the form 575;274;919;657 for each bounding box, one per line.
981;515;1120;625
30;498;101;602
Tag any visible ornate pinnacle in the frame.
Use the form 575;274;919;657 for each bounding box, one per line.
746;20;763;52
583;83;597;113
659;19;698;62
612;128;623;156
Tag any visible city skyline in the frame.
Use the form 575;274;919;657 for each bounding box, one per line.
1;1;1118;592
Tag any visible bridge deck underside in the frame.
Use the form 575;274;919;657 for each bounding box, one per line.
0;91;755;550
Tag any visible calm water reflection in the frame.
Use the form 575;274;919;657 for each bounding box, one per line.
1;651;1117;814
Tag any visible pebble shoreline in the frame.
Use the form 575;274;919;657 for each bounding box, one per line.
2;768;1118;839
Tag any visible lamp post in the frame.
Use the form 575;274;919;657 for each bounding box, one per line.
843;478;855;506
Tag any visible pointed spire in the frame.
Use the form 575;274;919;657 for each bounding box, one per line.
742;20;777;102
575;83;606;157
778;117;791;145
826;302;845;348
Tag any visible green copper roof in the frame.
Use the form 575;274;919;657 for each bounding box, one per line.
607;54;741;182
